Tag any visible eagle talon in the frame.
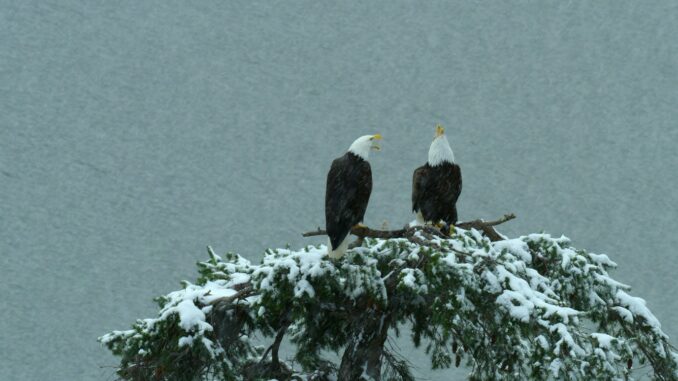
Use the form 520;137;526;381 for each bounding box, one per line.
354;223;368;229
436;222;451;236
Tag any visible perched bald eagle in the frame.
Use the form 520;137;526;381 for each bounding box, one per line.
325;134;382;259
412;125;462;228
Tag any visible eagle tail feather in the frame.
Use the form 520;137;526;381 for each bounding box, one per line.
327;235;350;259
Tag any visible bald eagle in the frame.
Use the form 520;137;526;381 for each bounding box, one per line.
325;134;382;259
412;125;462;228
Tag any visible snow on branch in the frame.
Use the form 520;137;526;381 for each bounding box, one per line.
100;223;678;381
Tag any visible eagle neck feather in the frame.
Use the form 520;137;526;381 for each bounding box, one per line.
348;137;372;161
428;135;455;166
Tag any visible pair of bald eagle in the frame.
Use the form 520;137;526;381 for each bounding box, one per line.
325;125;462;258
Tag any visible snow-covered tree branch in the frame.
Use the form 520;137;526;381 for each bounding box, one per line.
100;224;678;380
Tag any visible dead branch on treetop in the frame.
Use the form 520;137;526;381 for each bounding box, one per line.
301;213;515;242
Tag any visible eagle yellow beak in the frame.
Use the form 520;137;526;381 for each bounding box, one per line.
371;134;382;151
435;125;445;137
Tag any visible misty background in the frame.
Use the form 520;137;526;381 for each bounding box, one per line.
2;1;677;380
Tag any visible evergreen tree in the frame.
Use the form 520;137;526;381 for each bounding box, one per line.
100;219;678;380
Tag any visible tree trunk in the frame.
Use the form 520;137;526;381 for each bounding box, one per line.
338;311;392;381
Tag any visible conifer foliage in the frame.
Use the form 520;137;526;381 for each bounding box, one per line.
100;226;678;380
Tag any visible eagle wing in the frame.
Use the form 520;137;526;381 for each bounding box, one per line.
449;164;462;203
411;165;429;213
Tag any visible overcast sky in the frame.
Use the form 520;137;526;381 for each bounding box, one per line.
2;1;677;380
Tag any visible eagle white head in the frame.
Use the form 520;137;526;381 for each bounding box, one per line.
428;125;455;166
348;134;382;160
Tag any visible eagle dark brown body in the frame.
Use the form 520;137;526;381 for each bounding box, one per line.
325;152;372;251
412;162;462;225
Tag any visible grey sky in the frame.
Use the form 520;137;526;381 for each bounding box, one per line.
1;1;677;379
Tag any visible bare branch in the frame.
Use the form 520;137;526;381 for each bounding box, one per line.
301;213;516;242
455;213;515;242
455;213;516;229
302;226;406;238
